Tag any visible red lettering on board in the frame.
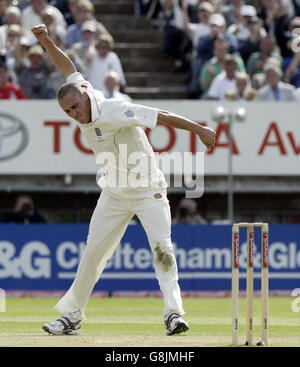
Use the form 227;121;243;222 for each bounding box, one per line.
207;123;239;155
44;121;70;153
258;122;287;155
287;132;300;154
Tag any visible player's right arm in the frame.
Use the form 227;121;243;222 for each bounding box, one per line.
31;24;76;78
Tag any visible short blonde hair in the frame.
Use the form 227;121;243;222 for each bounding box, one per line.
105;71;120;82
27;44;45;58
264;63;283;78
235;72;250;82
96;33;114;49
76;0;94;13
8;24;21;35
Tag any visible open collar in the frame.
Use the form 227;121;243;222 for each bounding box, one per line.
87;89;101;123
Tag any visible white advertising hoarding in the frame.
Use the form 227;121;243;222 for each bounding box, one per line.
0;100;299;175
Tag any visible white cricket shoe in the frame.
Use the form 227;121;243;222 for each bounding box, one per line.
42;310;82;335
165;313;189;336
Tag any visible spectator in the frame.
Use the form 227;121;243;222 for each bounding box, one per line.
189;12;238;97
138;0;162;19
0;26;3;50
291;0;300;15
41;6;65;41
238;15;266;64
2;195;46;224
0;6;23;51
206;54;239;100
6;23;21;49
258;62;298;101
17;0;31;11
197;12;239;62
161;0;192;70
271;2;297;59
0;61;26;99
207;0;223;14
173;198;207;224
283;49;300;87
65;0;108;47
222;0;243;27
11;34;31;70
86;33;126;93
182;0;214;49
3;5;22;25
15;43;54;98
0;24;21;63
225;71;257;100
246;34;283;84
0;0;9;26
199;36;245;95
227;5;259;42
50;0;74;25
282;0;295;18
104;71;132;101
258;0;294;37
22;0;66;36
258;0;280;36
66;0;78;25
71;20;98;75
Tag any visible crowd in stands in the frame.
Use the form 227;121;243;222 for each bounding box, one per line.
0;0;130;100
0;194;205;224
1;0;300;101
140;0;300;101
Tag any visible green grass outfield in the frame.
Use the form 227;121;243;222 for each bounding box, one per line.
0;296;299;347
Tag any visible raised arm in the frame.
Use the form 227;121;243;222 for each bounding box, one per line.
157;110;216;151
31;24;76;78
182;0;192;37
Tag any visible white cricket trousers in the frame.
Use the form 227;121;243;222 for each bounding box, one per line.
55;188;185;319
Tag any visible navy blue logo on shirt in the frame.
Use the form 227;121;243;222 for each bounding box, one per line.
95;128;102;140
125;109;134;118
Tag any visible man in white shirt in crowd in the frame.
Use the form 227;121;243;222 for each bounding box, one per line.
22;0;66;35
31;24;216;337
86;33;126;93
182;0;214;49
206;54;239;100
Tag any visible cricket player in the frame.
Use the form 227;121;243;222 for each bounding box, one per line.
31;24;216;336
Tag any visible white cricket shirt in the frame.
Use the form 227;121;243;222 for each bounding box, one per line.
66;72;167;192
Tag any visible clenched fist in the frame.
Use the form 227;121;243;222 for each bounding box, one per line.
31;24;49;43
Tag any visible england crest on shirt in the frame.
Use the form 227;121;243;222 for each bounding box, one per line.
95;128;103;141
